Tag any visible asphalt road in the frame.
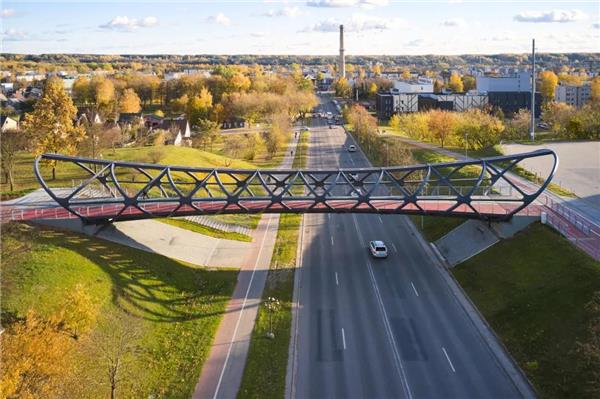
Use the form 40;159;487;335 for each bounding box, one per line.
291;98;530;398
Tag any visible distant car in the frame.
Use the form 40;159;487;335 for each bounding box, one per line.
301;127;310;131
537;122;549;129
348;145;357;152
329;124;333;129
369;241;388;258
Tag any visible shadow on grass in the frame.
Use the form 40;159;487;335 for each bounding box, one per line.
33;226;238;323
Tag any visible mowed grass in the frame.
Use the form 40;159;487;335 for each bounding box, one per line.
453;223;600;398
1;145;257;196
1;222;238;398
238;133;308;399
409;215;465;242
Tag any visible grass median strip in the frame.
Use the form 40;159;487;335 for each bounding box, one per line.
237;131;308;399
453;223;600;398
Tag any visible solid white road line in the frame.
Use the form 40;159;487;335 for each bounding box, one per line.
442;347;456;373
213;215;273;399
335;272;339;286
392;243;398;253
411;281;420;297
331;236;334;246
378;215;384;225
341;328;347;350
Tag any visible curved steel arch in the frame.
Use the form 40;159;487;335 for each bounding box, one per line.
33;149;557;224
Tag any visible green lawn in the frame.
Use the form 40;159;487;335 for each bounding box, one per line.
453;223;600;398
1;222;238;398
158;218;253;242
409;215;464;242
1;145;257;196
237;132;307;399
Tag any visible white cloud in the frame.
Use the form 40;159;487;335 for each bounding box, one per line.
262;6;301;18
251;31;267;37
304;13;404;32
514;9;588;23
1;8;15;18
2;28;27;41
593;22;600;29
441;18;467;28
207;12;230;26
100;16;159;31
140;16;158;27
306;0;388;8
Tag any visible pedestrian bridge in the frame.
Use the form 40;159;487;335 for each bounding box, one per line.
3;150;557;224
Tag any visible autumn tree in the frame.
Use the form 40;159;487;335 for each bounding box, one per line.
427;110;455;147
538;71;559;102
187;87;213;127
1;129;27;191
223;135;246;159
71;76;93;105
389;114;401;130
334;77;352;98
462;75;476;92
401;68;411;80
0;310;75;399
542;102;575;135
264;112;289;158
448;72;464;93
91;76;116;111
21;77;86;179
118;88;141;113
371;64;382;77
433;79;445;93
368;82;378;98
55;284;98;339
84;313;141;399
591;77;600;103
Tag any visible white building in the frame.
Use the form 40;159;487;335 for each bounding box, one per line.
555;83;591;108
476;71;531;93
393;77;434;93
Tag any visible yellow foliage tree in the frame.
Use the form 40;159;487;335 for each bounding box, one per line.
538;71;559;102
21;77;86;179
448;72;464;93
591;77;600;103
118;88;141;113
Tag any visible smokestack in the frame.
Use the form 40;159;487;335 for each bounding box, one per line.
339;24;346;79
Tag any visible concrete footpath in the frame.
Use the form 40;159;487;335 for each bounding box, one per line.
193;132;300;399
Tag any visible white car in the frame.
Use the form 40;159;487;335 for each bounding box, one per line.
369;241;388;258
301;127;310;131
348;145;357;152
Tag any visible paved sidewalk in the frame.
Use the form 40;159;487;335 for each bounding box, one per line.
193;131;300;399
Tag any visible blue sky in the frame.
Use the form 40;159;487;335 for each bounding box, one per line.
1;1;598;55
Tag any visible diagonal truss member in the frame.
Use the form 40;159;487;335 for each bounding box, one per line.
34;149;557;224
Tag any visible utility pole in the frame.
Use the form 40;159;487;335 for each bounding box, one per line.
530;38;536;142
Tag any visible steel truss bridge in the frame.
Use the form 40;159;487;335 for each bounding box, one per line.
3;150;557;224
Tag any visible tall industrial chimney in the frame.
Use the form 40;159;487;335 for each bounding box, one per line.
339;24;346;79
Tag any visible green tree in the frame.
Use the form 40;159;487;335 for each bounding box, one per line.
462;75;476;92
21;77;86;179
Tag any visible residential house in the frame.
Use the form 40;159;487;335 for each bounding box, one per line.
159;117;191;146
76;108;103;126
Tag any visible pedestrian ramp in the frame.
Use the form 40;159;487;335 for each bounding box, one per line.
433;216;537;266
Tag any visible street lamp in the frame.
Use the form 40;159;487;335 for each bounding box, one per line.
265;297;280;339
